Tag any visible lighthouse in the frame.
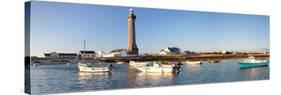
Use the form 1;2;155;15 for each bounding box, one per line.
127;8;139;54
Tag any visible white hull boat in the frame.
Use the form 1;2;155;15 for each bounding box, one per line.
186;61;202;65
78;39;113;73
137;66;173;73
136;62;178;73
78;63;111;73
117;62;124;64
129;61;151;67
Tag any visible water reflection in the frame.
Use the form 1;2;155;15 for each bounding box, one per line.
78;72;109;80
78;72;110;89
135;72;173;86
241;68;263;79
208;60;220;64
30;59;269;94
185;64;201;70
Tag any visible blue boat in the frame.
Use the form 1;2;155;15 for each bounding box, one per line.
238;56;269;68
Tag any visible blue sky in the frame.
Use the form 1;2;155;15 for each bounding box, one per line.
29;1;269;56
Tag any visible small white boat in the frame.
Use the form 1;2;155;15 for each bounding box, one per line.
129;61;151;67
78;62;112;72
117;62;124;64
186;61;202;65
78;39;113;73
136;61;179;73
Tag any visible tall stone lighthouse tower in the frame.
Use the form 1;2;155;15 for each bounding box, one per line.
127;8;139;54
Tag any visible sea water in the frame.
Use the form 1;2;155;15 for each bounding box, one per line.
30;59;269;94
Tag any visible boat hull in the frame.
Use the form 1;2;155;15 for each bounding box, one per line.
136;67;173;73
129;61;151;67
238;60;268;68
78;63;110;73
78;65;110;72
186;61;202;65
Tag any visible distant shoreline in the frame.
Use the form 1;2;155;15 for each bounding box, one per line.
100;54;269;62
27;53;269;64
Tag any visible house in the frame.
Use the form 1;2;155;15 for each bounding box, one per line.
221;50;227;54
102;54;115;57
232;51;237;54
159;47;181;55
98;49;128;58
109;49;127;57
183;50;196;55
78;50;96;59
96;51;107;58
159;50;168;55
44;52;78;59
101;49;127;57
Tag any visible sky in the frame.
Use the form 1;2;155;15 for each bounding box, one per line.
28;1;269;57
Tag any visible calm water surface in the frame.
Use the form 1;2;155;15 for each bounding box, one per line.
30;59;269;94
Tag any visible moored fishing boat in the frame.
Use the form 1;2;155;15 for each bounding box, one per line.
129;61;151;67
136;61;181;73
78;62;112;72
186;60;202;65
238;56;269;68
116;61;125;64
78;39;113;73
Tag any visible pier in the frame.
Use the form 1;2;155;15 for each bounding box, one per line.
99;54;269;62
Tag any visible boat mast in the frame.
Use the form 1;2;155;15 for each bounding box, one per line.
83;39;86;61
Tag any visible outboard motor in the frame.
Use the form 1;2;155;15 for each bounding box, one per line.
173;62;182;73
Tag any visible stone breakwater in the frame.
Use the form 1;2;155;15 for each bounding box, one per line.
100;54;269;62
